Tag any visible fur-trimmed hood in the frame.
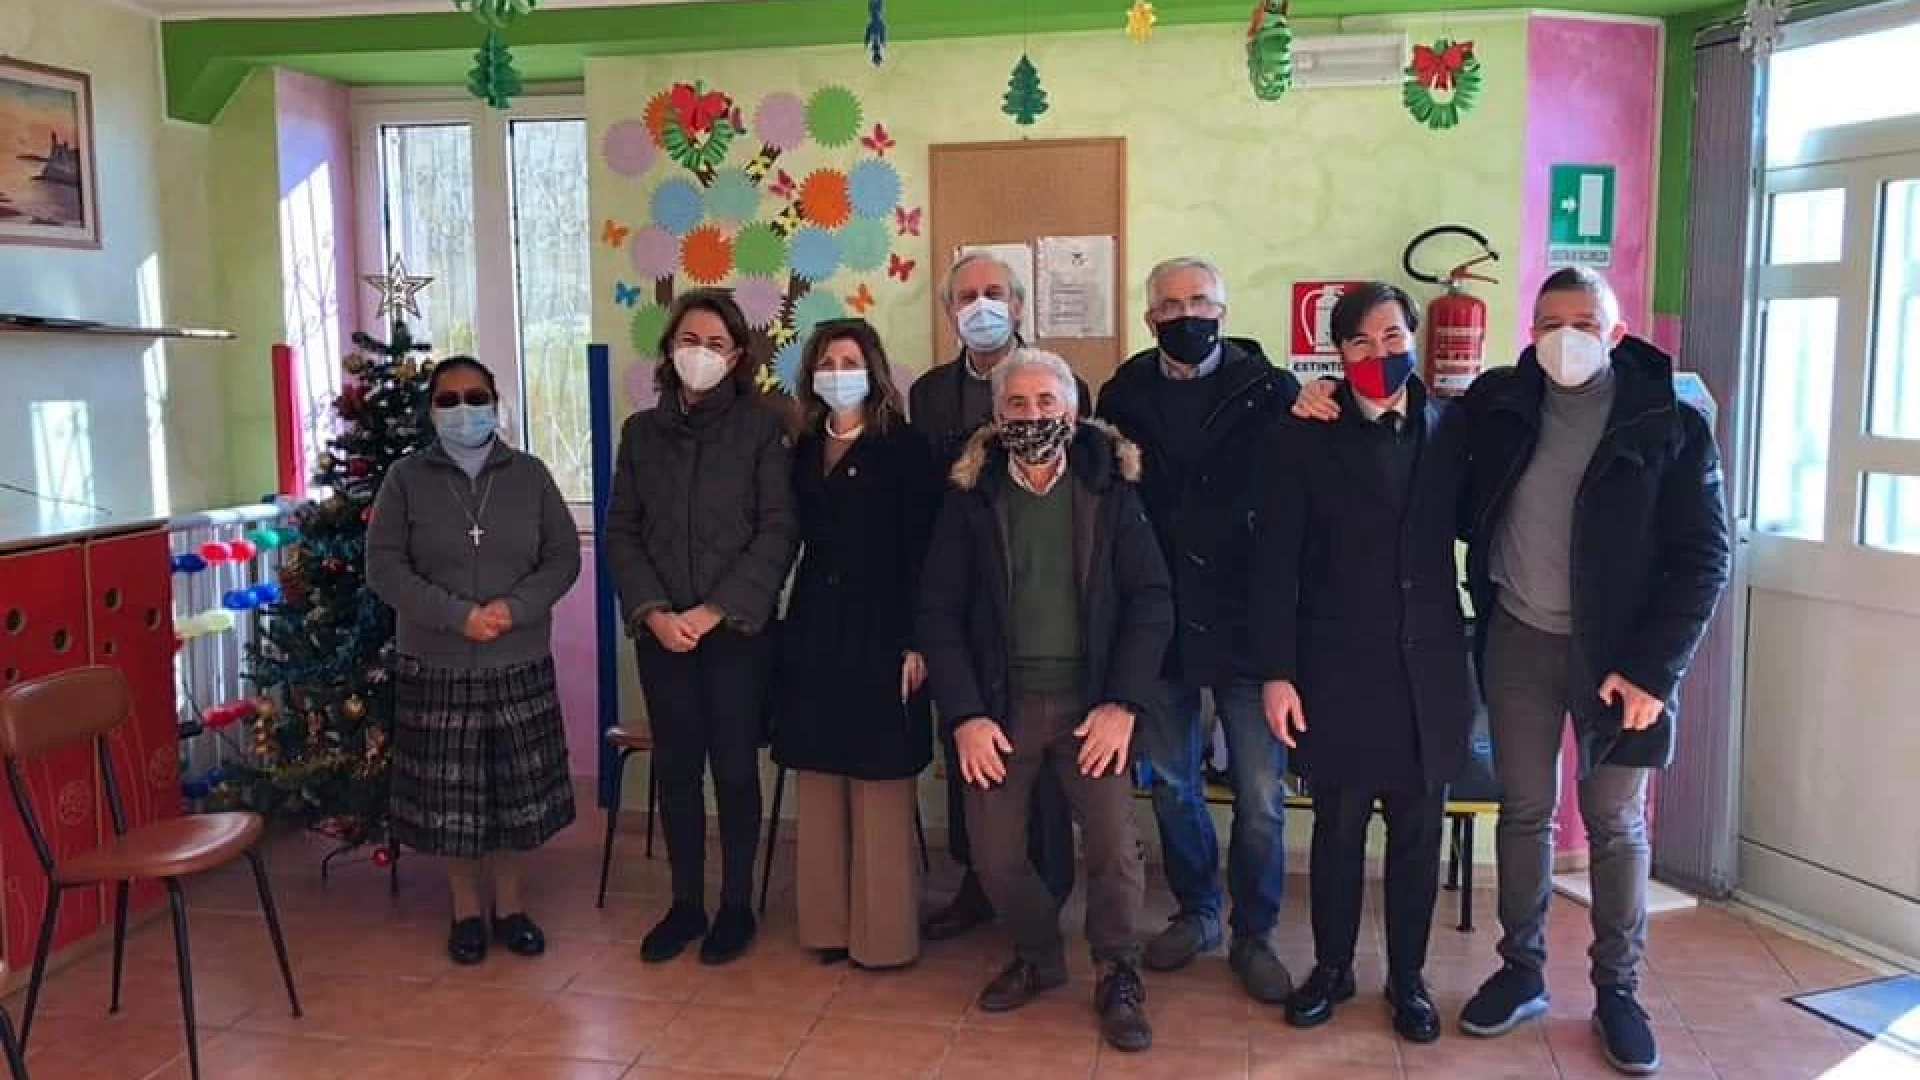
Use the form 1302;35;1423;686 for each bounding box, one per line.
949;416;1142;492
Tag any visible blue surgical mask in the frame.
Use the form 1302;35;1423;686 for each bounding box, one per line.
813;369;871;410
956;297;1014;352
434;404;497;448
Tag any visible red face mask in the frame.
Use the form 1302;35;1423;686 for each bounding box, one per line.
1346;350;1417;401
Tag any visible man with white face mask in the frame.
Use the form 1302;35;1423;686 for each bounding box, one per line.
1456;268;1729;1077
910;253;1089;941
1289;268;1730;1075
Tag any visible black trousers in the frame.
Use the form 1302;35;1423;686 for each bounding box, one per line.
635;626;772;909
941;723;1077;902
1308;781;1446;979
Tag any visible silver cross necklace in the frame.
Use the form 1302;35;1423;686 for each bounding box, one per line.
446;475;496;547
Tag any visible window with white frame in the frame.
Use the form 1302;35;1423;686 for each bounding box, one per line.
353;90;593;503
1753;11;1920;554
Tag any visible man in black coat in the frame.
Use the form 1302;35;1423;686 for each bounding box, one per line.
1454;268;1730;1076
908;252;1087;940
1252;282;1468;1044
917;349;1172;1054
1095;256;1299;1001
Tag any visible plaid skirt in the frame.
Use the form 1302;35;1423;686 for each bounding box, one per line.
389;655;576;859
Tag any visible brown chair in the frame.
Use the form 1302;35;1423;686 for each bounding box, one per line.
595;724;658;909
0;667;300;1080
0;1005;27;1080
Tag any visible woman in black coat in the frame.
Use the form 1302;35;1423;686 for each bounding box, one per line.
771;319;938;969
604;289;798;967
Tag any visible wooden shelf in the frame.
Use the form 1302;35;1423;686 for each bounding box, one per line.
0;317;234;341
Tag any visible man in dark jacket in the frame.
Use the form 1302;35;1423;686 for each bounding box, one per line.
1252;282;1470;1044
909;252;1088;940
1095;256;1299;1001
1452;269;1731;1076
917;348;1172;1054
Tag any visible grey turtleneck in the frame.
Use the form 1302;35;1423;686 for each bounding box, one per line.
442;436;493;478
1492;366;1616;635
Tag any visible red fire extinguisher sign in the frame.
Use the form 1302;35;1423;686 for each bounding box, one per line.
1289;280;1369;381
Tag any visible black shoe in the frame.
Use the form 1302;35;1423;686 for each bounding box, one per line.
1459;962;1550;1037
491;912;546;957
1593;986;1661;1075
448;916;487;965
1387;974;1442;1044
816;947;851;966
923;872;994;941
976;957;1069;1013
1285;964;1357;1028
640;903;708;964
700;904;757;965
1096;963;1153;1053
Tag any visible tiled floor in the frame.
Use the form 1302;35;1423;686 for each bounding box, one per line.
6;812;1914;1079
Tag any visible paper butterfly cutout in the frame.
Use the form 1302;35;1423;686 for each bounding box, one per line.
602;220;632;247
847;283;876;315
769;169;797;199
613;282;642;308
888;253;916;282
895;205;922;236
861;124;896;156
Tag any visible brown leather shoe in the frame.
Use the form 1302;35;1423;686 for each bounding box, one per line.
1097;962;1153;1053
977;957;1069;1013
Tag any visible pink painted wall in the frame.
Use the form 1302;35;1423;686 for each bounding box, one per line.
1524;16;1664;857
551;546;603;778
273;71;362;452
1521;16;1662;345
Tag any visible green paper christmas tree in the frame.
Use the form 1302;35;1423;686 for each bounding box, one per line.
1003;53;1049;126
1247;0;1294;102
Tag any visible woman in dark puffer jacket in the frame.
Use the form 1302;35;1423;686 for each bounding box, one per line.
604;289;798;966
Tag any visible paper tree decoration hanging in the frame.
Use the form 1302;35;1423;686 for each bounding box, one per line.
454;0;539;109
1403;38;1484;131
1126;1;1157;44
1739;0;1787;60
866;0;888;65
1246;0;1294;102
1003;53;1049;126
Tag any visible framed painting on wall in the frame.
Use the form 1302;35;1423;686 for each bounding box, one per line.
0;58;99;248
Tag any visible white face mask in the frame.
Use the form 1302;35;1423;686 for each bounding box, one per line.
813;369;870;411
1535;327;1610;388
672;345;732;393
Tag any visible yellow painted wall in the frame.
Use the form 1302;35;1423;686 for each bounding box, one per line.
587;19;1525;400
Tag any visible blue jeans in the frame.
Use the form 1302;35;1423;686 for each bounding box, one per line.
1137;679;1288;938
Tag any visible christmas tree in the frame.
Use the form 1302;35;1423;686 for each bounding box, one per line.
218;263;437;854
1003;53;1049;126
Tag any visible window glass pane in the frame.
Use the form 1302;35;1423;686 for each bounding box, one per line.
1869;178;1920;440
1768;23;1920;164
1755;297;1838;540
1861;473;1920;555
379;124;476;356
1767;188;1845;265
508;118;591;501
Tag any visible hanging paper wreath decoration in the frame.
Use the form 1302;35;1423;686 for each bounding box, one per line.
1404;39;1483;131
1246;0;1293;102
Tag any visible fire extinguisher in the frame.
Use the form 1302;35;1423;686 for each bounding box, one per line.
1403;225;1500;398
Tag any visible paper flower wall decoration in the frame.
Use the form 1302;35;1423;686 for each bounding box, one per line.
1126;1;1157;43
1404;39;1484;130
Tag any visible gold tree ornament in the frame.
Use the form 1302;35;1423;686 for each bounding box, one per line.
343;695;367;720
363;254;434;320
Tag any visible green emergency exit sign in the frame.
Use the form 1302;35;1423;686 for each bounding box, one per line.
1548;164;1615;268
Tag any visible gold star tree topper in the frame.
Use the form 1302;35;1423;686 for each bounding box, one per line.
1126;0;1157;43
363;254;434;320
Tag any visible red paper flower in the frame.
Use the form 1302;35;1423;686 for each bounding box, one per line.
669;82;733;137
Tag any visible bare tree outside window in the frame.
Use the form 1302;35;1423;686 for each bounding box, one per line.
510;119;591;500
379;124;479;358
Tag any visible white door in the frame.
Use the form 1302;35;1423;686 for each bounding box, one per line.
1738;9;1920;962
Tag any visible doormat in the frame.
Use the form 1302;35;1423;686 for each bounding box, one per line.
1788;974;1920;1056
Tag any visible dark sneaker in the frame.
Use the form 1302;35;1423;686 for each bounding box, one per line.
977;957;1069;1013
491;912;546;957
640;903;708;964
1285;964;1357;1028
1387;974;1442;1044
923;872;994;942
1459;963;1550;1036
700;904;757;965
1096;963;1153;1053
447;916;487;965
1593;986;1661;1075
1228;936;1294;1004
1142;912;1221;972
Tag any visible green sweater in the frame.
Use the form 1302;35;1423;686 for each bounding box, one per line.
1005;476;1082;695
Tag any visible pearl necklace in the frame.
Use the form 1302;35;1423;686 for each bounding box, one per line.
825;415;865;440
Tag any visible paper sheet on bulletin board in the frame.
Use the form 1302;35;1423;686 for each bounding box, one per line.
1036;235;1115;340
956;242;1037;342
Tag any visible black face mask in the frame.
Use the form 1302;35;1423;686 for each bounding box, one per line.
1156;316;1221;367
